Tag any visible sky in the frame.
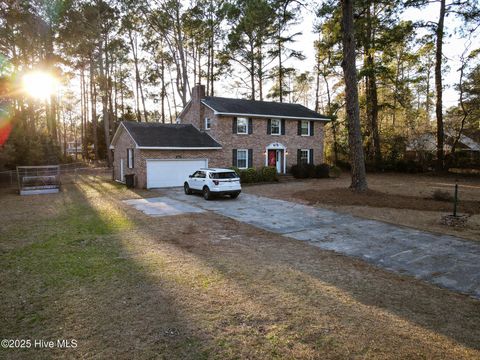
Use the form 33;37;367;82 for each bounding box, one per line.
244;0;478;110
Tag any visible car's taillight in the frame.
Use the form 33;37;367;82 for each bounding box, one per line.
213;180;219;185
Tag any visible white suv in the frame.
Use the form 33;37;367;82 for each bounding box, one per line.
184;168;241;200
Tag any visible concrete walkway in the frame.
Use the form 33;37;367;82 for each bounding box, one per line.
140;189;480;299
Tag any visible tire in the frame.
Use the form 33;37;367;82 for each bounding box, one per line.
230;192;240;199
184;182;192;195
203;186;212;200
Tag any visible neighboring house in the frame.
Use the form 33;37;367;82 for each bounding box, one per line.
110;84;330;188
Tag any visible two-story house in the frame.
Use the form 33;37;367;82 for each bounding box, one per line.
110;84;330;188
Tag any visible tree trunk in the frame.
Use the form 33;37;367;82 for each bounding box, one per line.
90;55;99;161
365;2;381;165
341;0;368;192
435;0;446;171
99;38;112;167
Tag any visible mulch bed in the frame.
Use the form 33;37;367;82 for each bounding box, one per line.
292;188;480;214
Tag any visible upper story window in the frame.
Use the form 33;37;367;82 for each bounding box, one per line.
300;120;310;136
271;119;281;135
237;117;248;134
127;148;134;168
204;117;211;130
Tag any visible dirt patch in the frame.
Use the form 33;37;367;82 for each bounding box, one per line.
291;188;480;214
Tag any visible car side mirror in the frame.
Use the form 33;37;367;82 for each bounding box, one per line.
189;175;193;178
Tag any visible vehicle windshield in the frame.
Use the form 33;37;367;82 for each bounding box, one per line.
210;172;238;179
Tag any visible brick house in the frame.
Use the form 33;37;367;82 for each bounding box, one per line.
110;84;329;188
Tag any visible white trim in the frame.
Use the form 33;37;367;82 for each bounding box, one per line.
300;149;310;164
236;117;249;134
110;122;139;150
236;149;248;169
137;146;222;150
204;117;211;130
127;148;134;169
270;118;281;135
265;142;287;174
200;101;330;121
300;120;310;136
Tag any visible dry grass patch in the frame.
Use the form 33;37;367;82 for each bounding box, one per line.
1;175;479;359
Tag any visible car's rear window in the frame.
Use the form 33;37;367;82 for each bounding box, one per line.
210;172;238;179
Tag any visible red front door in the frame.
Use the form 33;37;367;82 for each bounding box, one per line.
268;150;276;167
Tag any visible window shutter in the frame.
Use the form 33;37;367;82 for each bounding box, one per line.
309;149;314;165
267;119;271;134
297;121;301;135
297;149;301;165
248;118;253;134
232;117;237;134
127;149;129;167
248;149;253;168
232;149;237;167
281;119;285;135
310;121;314;136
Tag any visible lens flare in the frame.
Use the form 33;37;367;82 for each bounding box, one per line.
22;71;58;101
0;55;12;146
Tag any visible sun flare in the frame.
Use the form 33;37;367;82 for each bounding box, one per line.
22;71;59;101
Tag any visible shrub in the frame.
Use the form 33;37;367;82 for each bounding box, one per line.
291;164;309;178
329;166;341;178
314;164;330;178
239;168;258;183
260;166;278;182
432;189;453;202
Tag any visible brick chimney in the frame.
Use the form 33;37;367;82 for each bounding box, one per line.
192;83;205;105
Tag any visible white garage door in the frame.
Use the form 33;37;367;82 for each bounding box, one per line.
146;159;208;188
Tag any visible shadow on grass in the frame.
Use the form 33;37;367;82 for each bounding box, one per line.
0;179;213;359
2;177;480;358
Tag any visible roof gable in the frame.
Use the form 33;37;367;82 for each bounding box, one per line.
201;96;330;120
111;121;222;149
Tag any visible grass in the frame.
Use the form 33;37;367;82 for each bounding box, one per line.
1;175;479;359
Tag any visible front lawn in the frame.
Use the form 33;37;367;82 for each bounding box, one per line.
1;176;479;359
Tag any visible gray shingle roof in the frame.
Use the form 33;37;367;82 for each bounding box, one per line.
201;96;330;120
121;121;221;148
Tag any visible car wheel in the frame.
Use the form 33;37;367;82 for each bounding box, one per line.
203;186;212;200
230;192;240;199
184;182;192;195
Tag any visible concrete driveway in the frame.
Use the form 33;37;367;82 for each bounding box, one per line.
128;188;480;299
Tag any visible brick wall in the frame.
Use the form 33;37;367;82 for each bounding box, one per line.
112;126;139;183
179;84;327;169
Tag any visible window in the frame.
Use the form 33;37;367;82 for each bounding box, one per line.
204;117;211;130
271;119;281;135
300;149;310;165
237;117;248;134
127;148;134;168
300;120;310;136
193;171;206;178
210;172;238;179
237;149;248;169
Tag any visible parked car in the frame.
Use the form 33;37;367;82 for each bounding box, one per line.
184;168;241;200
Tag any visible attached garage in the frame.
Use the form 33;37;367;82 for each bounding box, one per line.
146;159;208;188
110;122;222;189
